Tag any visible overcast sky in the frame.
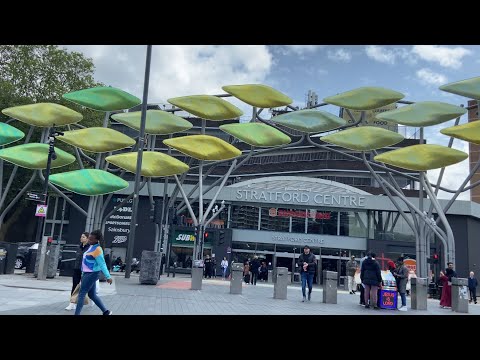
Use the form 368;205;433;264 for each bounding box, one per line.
64;45;480;200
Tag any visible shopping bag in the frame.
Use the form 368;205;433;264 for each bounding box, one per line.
70;283;90;305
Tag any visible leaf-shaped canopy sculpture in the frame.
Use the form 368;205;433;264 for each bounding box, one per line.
49;169;129;196
167;95;243;120
164;135;241;161
374;144;468;171
111;110;193;135
323;87;405;110
222;84;292;108
2;103;83;127
57;128;135;153
219;123;291;147
63;86;141;111
0;123;25;146
321;127;404;151
106;152;189;177
0;143;75;169
376;101;467;127
439;76;480;99
271;109;346;133
440;121;480;145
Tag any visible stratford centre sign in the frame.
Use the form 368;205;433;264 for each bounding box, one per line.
233;189;367;208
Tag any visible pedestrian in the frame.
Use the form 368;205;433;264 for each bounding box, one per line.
394;257;409;311
221;256;229;280
360;252;382;309
468;271;477;304
359;253;368;305
439;270;452;308
204;254;212;279
298;245;316;302
244;260;251;284
74;229;113;315
249;255;260;286
65;232;90;311
258;262;268;281
346;255;357;294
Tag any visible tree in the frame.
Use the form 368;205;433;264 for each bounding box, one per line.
0;45;104;242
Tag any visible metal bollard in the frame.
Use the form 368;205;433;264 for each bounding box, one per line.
191;260;203;290
230;263;244;294
322;270;337;304
451;277;469;313
411;277;428;310
274;267;288;300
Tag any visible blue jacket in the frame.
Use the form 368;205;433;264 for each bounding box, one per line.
468;277;478;289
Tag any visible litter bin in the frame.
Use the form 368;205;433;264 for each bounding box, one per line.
323;270;337;304
0;242;18;274
191;260;204;290
451;277;469;313
230;262;244;294
25;248;37;273
0;247;7;274
411;277;427;310
59;247;76;277
139;250;161;285
274;267;288;300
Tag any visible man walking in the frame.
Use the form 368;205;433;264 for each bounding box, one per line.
394;257;409;311
346;255;357;294
359;253;368;305
249;255;260;285
468;271;478;304
298;245;316;302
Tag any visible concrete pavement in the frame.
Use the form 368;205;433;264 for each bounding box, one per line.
0;271;477;315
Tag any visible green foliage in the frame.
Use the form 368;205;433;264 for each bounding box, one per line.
0;45;105;217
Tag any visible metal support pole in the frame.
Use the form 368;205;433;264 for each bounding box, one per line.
418;127;427;279
37;126;61;280
125;44;152;279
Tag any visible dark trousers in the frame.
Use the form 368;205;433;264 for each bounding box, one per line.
250;271;258;285
360;284;365;304
71;269;82;295
469;288;477;303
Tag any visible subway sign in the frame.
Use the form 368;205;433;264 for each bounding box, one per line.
176;233;196;242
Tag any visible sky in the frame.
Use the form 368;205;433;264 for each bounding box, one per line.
63;45;480;200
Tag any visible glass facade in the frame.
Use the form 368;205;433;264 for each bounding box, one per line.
230;205;368;238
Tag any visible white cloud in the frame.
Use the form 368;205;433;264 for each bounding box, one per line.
365;45;396;64
279;45;326;56
412;45;472;69
327;48;352;62
63;45;274;114
416;68;447;86
426;140;470;200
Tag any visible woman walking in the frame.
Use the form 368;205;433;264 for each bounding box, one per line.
65;232;90;311
75;230;113;315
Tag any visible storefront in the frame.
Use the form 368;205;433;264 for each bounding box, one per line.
64;176;480;281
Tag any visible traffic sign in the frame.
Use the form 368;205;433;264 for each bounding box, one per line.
26;191;46;203
226;246;231;254
35;204;48;217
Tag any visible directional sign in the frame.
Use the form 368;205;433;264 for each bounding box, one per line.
26;191;46;203
35;204;48;217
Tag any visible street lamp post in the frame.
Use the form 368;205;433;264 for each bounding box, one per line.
37;125;64;281
125;44;152;278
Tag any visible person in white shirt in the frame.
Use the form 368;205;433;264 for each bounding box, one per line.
221;257;229;280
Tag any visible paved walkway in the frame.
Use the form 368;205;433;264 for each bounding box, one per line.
0;272;477;315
